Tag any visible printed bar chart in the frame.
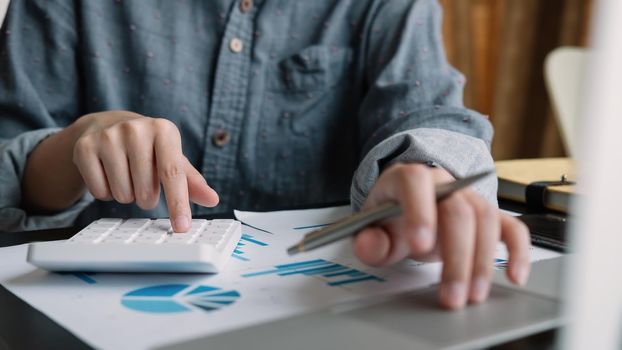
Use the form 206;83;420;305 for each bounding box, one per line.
241;259;384;287
292;223;333;230
58;272;98;285
232;233;269;261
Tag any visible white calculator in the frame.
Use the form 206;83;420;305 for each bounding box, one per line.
27;218;242;273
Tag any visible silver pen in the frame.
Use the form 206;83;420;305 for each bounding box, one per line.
287;170;494;255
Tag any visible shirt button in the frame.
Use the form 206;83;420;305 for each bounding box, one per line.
212;130;231;148
240;0;253;13
229;38;243;53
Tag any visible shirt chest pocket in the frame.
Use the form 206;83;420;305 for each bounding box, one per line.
261;45;353;138
253;45;356;205
267;45;353;93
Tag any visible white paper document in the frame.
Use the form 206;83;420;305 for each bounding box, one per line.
0;206;561;349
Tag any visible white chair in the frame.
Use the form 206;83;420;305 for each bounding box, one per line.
0;0;9;28
544;46;589;157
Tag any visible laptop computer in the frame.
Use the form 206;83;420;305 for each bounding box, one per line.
162;257;564;350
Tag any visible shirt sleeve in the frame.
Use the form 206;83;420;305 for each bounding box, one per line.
0;129;94;231
0;0;93;232
350;0;497;210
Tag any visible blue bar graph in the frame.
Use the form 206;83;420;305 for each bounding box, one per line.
328;275;382;286
240;259;328;277
241;259;384;287
323;269;365;278
232;233;269;261
58;272;97;285
73;273;97;284
293;223;333;230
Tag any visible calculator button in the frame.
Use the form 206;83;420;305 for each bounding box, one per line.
94;218;123;225
133;234;166;244
170;219;206;235
191;219;208;227
90;219;122;229
118;219;151;229
102;236;130;244
107;233;134;240
194;236;222;244
150;220;173;232
174;228;200;235
95;218;122;223
140;228;168;235
201;228;224;236
168;234;194;242
70;234;101;243
164;235;194;244
114;228;139;235
78;227;110;235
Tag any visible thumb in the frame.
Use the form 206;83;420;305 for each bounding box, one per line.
184;158;219;207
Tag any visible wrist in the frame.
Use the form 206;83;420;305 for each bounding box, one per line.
22;121;87;212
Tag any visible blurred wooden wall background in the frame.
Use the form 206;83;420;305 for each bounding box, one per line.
439;0;592;160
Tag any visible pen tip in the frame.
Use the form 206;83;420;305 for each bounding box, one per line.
286;245;299;256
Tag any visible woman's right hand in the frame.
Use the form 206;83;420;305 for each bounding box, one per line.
70;111;219;232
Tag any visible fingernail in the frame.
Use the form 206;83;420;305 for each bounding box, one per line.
440;282;466;309
471;277;490;303
173;215;190;232
514;264;529;286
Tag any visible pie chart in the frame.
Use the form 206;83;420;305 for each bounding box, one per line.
121;284;241;314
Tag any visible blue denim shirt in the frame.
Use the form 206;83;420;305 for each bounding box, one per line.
0;0;496;231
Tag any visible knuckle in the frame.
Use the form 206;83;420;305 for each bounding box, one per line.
398;164;426;182
508;216;529;237
476;202;497;223
134;154;153;169
74;135;95;153
439;195;473;221
168;197;188;215
72;136;95;162
152;118;179;135
159;162;185;181
99;128;117;145
405;212;434;232
475;259;495;273
136;192;159;210
119;119;142;137
503;217;532;254
142;161;156;175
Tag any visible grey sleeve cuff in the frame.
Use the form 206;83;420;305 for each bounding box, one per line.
350;128;498;211
0;128;93;232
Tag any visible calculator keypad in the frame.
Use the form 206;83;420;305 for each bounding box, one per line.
69;218;237;250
